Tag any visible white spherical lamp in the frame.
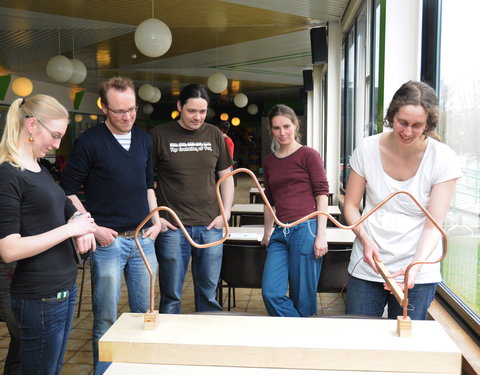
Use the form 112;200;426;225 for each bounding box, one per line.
247;103;259;115
233;93;248;108
68;59;87;84
134;18;172;58
138;84;155;102
46;55;73;82
143;103;154;115
207;72;228;93
149;87;161;103
11;77;33;97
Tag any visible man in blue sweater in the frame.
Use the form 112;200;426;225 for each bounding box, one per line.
60;77;162;375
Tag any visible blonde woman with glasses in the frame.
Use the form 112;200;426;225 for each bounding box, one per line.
0;95;96;374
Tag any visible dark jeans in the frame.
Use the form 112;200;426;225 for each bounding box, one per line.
0;261;20;375
0;294;21;375
346;276;437;320
10;284;77;375
155;226;223;313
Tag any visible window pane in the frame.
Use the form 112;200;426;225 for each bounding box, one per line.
439;0;480;316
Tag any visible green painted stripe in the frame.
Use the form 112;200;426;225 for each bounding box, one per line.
0;74;11;101
377;0;386;132
73;90;85;110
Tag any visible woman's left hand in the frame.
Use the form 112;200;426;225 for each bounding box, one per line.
73;233;96;254
314;237;328;259
385;265;420;290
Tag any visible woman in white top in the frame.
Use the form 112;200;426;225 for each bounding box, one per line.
344;81;462;320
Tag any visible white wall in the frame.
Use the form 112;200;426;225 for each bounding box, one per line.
384;0;423;107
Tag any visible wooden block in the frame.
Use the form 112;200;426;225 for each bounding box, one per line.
397;316;412;337
144;311;159;330
99;313;461;374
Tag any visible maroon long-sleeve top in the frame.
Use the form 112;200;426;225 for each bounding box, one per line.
263;146;329;222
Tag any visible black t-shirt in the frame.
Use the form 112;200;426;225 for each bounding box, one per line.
0;163;77;299
150;121;232;226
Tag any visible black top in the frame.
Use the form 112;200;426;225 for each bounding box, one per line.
0;163;77;299
60;122;154;231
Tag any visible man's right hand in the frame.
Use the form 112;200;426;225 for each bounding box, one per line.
95;225;118;247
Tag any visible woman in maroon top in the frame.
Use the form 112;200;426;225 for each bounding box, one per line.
261;104;329;317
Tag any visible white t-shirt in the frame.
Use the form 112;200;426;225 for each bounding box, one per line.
347;133;462;283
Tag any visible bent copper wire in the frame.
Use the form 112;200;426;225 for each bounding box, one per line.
134;167;447;319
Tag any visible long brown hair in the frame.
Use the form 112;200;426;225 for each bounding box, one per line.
267;104;302;143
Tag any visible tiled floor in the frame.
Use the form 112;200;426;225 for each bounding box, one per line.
0;174;346;374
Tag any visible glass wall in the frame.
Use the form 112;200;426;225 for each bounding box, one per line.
438;0;480;318
339;1;376;190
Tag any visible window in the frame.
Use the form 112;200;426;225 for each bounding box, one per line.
340;1;376;190
437;0;480;324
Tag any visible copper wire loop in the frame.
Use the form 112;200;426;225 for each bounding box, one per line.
134;168;447;318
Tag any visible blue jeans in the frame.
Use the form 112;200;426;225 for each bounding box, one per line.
262;219;322;317
0;293;21;375
10;284;77;375
155;226;223;313
91;236;157;375
345;276;437;320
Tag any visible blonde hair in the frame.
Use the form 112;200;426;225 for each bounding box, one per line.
0;95;69;168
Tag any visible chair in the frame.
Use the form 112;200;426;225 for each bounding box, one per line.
317;247;352;293
239;214;264;226
76;251;91;318
218;243;267;311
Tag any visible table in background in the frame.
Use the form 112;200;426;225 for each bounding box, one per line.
230;204;341;227
250;188;334;205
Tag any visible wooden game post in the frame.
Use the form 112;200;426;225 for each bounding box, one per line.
144;311;159;330
397;316;412;337
374;259;412;337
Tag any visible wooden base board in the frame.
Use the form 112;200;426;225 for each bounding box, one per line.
99;313;461;374
105;363;460;375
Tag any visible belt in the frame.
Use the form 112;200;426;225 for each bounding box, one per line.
116;228;150;238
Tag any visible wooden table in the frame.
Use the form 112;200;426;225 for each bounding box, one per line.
230;204;341;226
225;226;354;246
250;188;334;205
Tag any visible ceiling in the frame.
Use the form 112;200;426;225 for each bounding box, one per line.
0;0;349;104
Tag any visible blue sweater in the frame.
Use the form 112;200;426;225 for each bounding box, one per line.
60;123;154;232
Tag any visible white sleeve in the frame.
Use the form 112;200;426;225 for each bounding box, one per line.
432;142;463;184
349;140;366;177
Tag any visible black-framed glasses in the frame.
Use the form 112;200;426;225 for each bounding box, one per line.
106;105;138;116
35;118;63;140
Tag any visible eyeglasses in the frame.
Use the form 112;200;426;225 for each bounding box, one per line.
106;105;138;116
26;116;63;140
